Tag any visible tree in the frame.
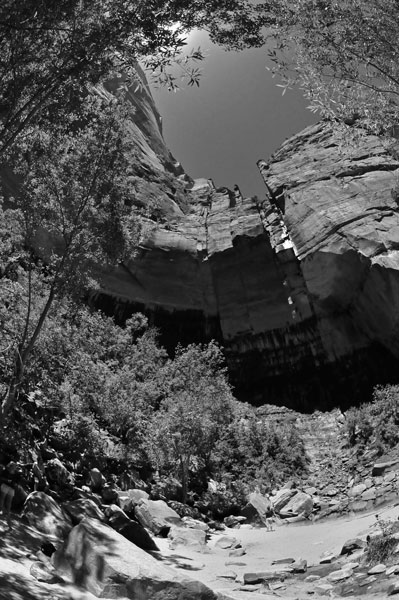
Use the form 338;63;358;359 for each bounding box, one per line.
0;97;139;425
268;0;399;133
146;342;234;503
0;0;273;156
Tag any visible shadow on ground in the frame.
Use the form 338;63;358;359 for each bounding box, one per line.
0;515;43;562
0;573;70;600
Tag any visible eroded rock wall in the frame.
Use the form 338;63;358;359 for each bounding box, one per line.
90;92;399;410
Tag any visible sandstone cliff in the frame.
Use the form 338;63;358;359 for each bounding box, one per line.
93;72;399;410
47;77;396;410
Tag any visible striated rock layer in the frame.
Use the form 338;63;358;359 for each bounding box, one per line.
91;82;399;410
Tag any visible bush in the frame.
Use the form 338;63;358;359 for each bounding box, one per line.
367;517;398;565
212;402;308;494
345;384;399;452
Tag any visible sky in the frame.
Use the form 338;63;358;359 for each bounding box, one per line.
150;30;317;199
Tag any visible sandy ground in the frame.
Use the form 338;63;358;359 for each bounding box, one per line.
0;502;398;600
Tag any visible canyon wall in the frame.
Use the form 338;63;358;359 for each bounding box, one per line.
91;84;399;410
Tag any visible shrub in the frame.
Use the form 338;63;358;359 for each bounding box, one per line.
367;517;398;565
345;384;399;452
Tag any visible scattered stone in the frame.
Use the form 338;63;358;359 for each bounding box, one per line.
53;518;217;600
387;565;399;576
271;558;295;565
368;563;386;575
314;583;334;595
372;459;399;477
359;575;377;586
224;515;246;528
340;538;366;555
305;575;321;582
215;536;237;550
361;488;377;501
168;525;207;551
242;571;284;585
62;498;104;525
292;558;307;573
349;483;367;498
320;551;335;563
134;498;182;536
225;561;247;567
216;571;237;580
30;561;59;583
327;568;353;582
345;562;360;570
22;492;73;540
182;517;209;531
389;582;399;595
229;547;246;557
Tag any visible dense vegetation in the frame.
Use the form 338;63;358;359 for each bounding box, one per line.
345;385;399;454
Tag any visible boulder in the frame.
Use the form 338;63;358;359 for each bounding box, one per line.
340;538;366;555
101;484;119;504
117;489;149;513
168;526;207;551
240;492;272;524
22;492;73;540
182;516;209;531
30;561;59;584
368;563;386;574
45;458;70;487
279;491;313;517
134;498;182;536
292;558;307;573
224;515;246;528
53;518;216;600
215;536;238;550
271;489;297;513
62;498;104;525
89;468;106;492
105;504;159;551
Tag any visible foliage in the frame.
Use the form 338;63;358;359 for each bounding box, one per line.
268;0;399;133
145;341;234;502
0;0;273;154
213;402;308;493
0;98;142;423
345;385;399;452
367;516;398;565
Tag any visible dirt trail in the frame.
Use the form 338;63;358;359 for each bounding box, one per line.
0;503;398;600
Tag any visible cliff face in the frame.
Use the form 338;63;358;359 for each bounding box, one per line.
93;87;399;411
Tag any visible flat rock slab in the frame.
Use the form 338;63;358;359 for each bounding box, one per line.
134;498;182;535
368;563;387;574
53;517;216;600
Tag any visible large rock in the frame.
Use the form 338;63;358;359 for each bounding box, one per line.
117;489;149;514
271;488;298;514
168;525;207;551
134;498;182;536
278;491;313;517
53;518;216;599
45;458;71;487
22;492;73;540
241;492;272;525
105;504;159;551
62;498;105;525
